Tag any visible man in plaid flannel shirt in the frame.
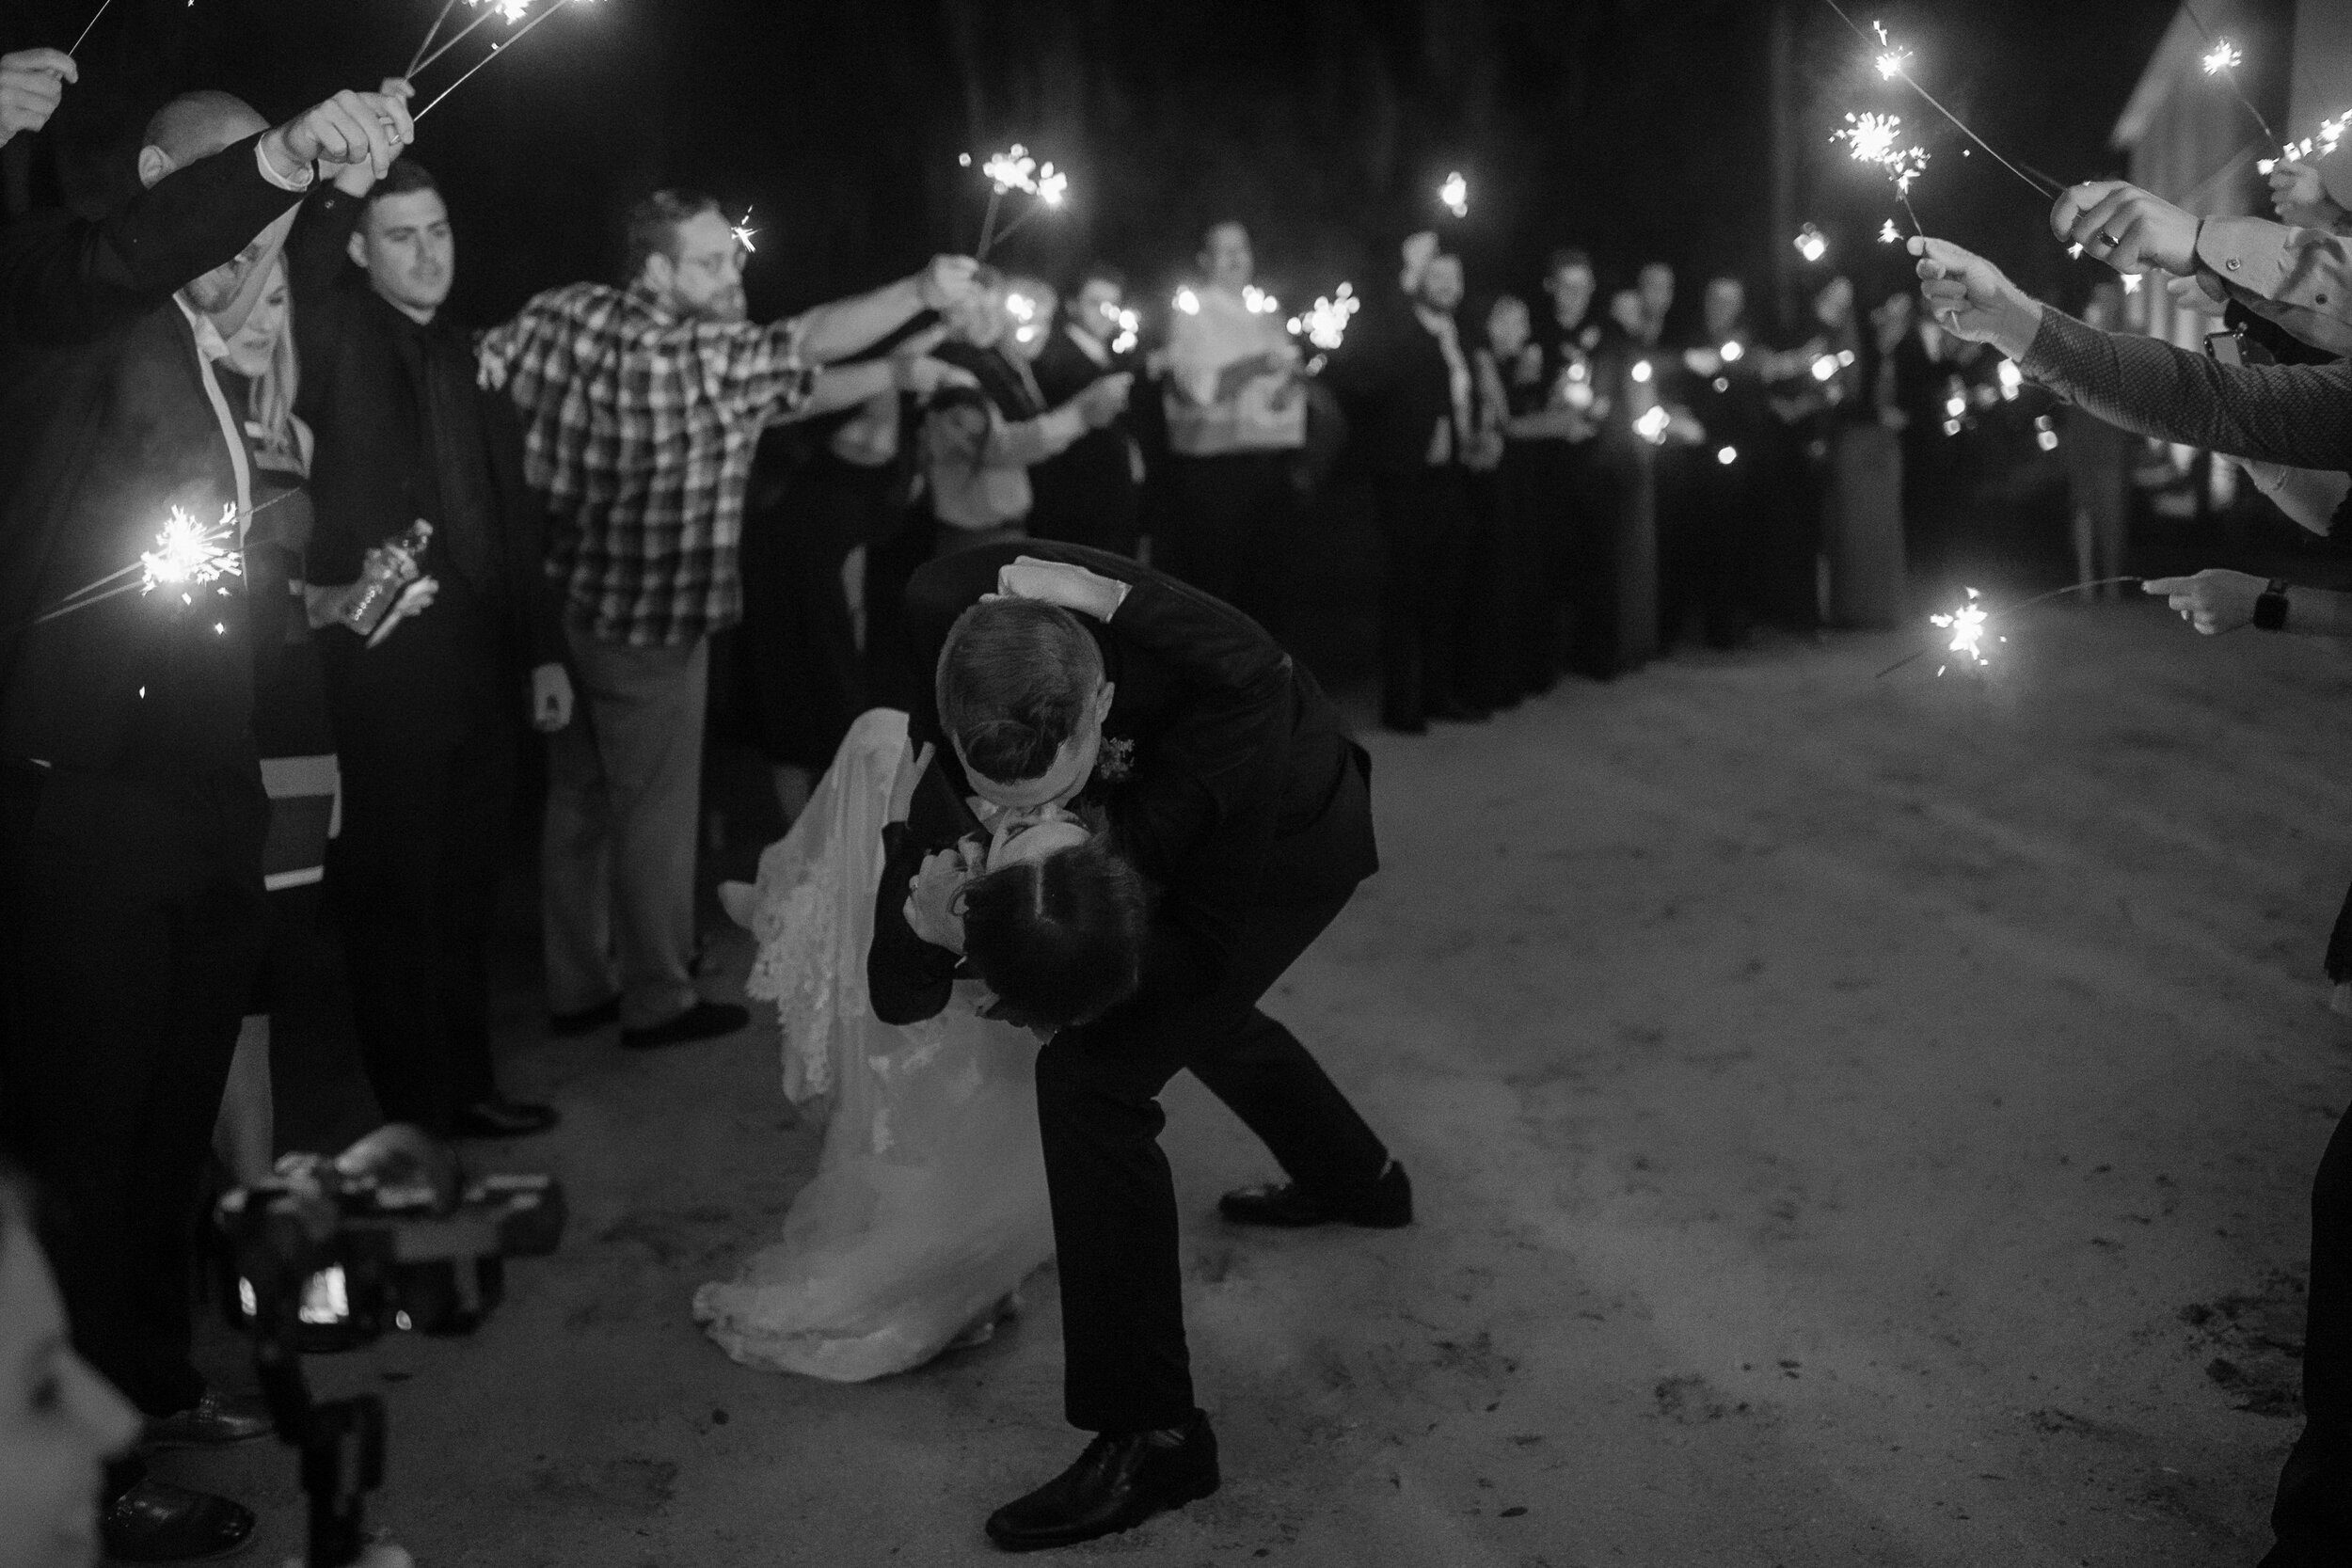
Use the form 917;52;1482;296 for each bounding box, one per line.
478;189;975;1050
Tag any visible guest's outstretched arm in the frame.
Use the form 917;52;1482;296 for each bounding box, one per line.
1914;236;2352;472
792;256;979;364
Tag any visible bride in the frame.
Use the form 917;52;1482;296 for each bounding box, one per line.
692;708;1111;1381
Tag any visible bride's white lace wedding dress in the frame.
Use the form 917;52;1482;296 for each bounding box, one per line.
692;708;1054;1382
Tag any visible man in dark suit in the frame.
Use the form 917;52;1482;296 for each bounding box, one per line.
1028;263;1144;557
867;542;1406;1551
0;83;412;1561
287;147;571;1140
1326;234;1482;733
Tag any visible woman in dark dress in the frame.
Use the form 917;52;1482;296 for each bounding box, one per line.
739;388;911;824
210;258;337;1185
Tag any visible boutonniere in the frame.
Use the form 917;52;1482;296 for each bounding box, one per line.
1095;736;1137;785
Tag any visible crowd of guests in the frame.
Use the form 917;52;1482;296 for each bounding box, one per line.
7;29;2352;1568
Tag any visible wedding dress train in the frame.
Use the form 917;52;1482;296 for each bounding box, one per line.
692;708;1054;1382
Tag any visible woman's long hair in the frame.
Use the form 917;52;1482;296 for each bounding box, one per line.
960;832;1150;1032
244;260;306;475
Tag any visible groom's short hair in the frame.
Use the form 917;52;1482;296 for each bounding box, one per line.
937;598;1104;784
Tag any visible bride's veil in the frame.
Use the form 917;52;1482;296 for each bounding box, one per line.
693;709;1055;1382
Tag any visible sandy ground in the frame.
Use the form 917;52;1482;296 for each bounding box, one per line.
168;598;2352;1568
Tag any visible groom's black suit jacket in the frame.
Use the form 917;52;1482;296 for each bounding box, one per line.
867;541;1375;1026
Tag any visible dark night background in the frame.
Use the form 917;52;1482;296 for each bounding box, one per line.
3;0;2184;336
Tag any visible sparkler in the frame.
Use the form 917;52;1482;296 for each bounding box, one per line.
1794;223;1829;262
410;0;596;123
1836;111;1929;234
1438;171;1470;218
1110;307;1139;356
67;0;118;55
966;144;1068;259
2183;6;2283;152
1285;283;1359;352
1240;284;1279;316
1879;218;1901;245
1874;578;2146;678
32;504;244;629
731;208;757;253
1172;287;1200;316
1816;2;2065;200
409;0;536;80
2257;110;2352;175
405;0;464;76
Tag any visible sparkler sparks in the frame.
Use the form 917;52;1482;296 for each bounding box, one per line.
1836;112;1929;233
1173;287;1200;316
1794;223;1829;262
731;210;756;253
1930;588;1991;673
1110;308;1140;356
2258;110;2352;174
1871;20;1909;79
1285;283;1359;352
1241;284;1279;316
141;505;244;596
1880;219;1901;245
2201;40;2242;75
1438;171;1469;218
969;144;1069;258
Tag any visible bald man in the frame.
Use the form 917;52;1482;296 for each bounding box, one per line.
0;81;412;1563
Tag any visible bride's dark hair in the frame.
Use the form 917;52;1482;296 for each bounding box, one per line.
959;836;1148;1031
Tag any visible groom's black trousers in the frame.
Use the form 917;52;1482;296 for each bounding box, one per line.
1037;889;1390;1433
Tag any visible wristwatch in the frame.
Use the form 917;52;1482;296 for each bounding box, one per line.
2254;578;2290;631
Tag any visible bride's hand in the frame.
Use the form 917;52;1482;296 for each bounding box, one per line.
995;557;1129;621
887;740;935;825
904;847;968;953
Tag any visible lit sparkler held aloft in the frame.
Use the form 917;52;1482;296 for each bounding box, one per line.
1285;283;1359;353
408;0;537;81
2189;22;2282;151
1816;2;2063;200
1438;171;1469;218
410;0;598;123
962;144;1070;260
731;208;757;253
2258;110;2352;175
1836;111;1929;234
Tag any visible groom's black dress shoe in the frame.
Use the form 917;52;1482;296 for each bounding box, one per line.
101;1480;255;1561
1219;1160;1413;1228
984;1411;1219;1551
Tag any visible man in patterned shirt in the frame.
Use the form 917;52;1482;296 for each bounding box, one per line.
479;191;975;1050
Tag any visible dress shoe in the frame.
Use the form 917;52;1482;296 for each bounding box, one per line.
548;997;620;1037
101;1480;255;1562
451;1094;561;1139
1219;1160;1413;1228
620;999;748;1051
143;1389;272;1448
985;1411;1219;1551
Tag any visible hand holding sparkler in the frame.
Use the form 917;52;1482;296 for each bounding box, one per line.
2143;570;2269;636
262;85;415;186
1909;236;2044;360
2050;182;2197;277
0;49;75;150
918;255;981;313
2268;160;2348;231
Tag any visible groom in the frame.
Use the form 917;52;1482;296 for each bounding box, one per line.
872;541;1408;1550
